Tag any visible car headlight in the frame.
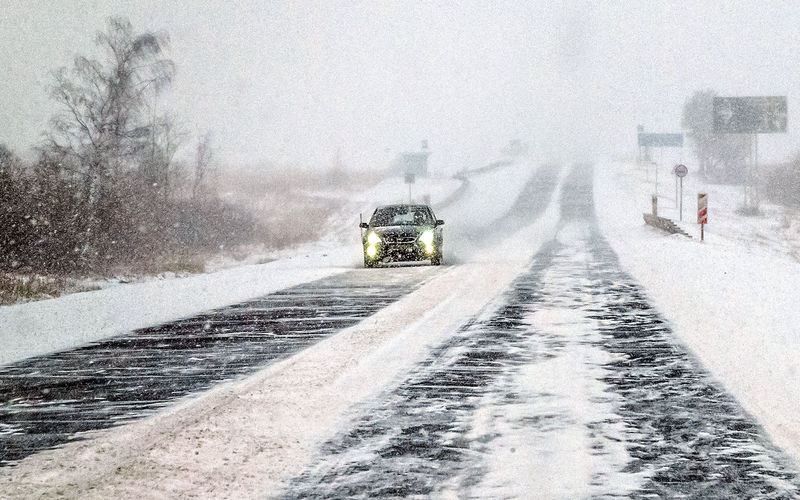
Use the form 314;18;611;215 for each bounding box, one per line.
367;231;381;245
418;229;434;246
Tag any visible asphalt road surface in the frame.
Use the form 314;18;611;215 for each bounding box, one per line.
285;165;800;499
0;268;438;466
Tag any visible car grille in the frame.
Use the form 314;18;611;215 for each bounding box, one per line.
384;235;417;245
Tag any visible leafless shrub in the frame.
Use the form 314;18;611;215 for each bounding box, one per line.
0;18;390;299
763;158;800;208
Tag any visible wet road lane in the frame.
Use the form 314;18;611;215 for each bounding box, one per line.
0;267;439;466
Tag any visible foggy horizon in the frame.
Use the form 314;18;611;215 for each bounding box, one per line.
2;1;800;172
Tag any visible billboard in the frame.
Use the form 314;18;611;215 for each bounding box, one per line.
713;96;787;133
638;133;684;147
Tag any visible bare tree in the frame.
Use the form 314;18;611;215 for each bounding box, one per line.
0;143;24;217
682;89;751;183
193;132;214;200
141;113;187;201
0;144;22;174
45;17;175;243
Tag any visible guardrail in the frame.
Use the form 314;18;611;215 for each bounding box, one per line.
643;213;691;238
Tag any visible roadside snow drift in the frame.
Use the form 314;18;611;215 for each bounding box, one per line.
594;160;800;465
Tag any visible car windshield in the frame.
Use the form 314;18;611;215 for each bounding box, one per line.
370;206;433;226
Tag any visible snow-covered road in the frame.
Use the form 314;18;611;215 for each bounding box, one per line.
0;266;439;465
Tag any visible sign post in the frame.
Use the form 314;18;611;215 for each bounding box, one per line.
652;161;659;196
674;164;688;221
674;170;679;208
404;173;415;203
697;192;708;242
638;132;683;195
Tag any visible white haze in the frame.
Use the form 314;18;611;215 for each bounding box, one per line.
2;1;800;172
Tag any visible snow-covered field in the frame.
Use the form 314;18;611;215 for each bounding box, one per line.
594;160;800;464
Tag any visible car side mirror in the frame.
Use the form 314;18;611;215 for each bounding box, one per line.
435;220;445;226
359;222;369;229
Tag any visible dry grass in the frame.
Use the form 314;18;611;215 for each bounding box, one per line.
0;273;100;305
215;164;385;250
0;274;66;304
150;257;206;275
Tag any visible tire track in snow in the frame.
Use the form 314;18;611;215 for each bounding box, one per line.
445;162;561;263
284;164;800;498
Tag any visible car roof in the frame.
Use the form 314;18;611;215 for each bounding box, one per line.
375;204;432;210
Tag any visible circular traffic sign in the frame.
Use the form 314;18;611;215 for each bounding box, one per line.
674;164;688;178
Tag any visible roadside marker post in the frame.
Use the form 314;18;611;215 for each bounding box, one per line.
697;192;708;242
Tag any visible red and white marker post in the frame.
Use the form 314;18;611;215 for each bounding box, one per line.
697;192;708;241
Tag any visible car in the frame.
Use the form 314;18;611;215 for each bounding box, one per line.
359;204;444;267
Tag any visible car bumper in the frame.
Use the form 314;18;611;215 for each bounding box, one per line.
365;243;434;262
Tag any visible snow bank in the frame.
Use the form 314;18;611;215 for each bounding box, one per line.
0;258;346;366
440;160;535;228
594;160;800;465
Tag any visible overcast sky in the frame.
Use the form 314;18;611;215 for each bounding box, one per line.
1;1;799;172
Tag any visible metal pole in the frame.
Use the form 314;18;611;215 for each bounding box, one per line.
675;174;678;208
679;176;683;221
743;142;749;208
754;133;759;209
652;161;658;196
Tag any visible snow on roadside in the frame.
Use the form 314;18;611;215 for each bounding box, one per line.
594;160;800;465
640;160;800;261
440;159;535;228
0;257;347;366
